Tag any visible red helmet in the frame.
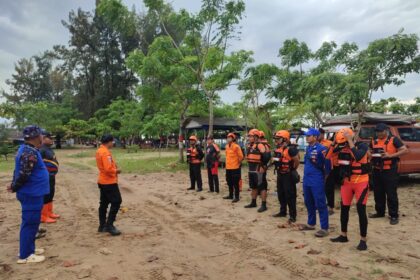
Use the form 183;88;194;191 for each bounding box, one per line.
189;135;197;141
274;130;290;141
335;128;354;144
248;129;259;137
227;133;236;140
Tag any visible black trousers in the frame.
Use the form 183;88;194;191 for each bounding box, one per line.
189;164;203;190
98;184;122;226
276;172;297;219
325;168;339;209
207;167;219;193
226;168;241;199
44;175;56;204
373;168;399;218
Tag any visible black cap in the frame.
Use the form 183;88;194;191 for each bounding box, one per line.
319;128;326;134
42;130;53;138
375;123;388;132
101;134;114;144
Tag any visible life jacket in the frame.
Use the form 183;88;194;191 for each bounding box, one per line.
187;146;202;164
337;145;370;181
371;136;398;170
273;146;293;174
246;143;262;164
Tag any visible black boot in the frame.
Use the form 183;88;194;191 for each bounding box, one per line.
258;201;267;213
357;240;367;251
232;198;240;203
244;199;257;208
98;225;106;233
223;195;233;199
330;235;349;243
272;211;287;218
105;224;121;236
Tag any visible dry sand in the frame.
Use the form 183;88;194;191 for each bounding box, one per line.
1;149;420;280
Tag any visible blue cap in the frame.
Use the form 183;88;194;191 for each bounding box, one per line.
375;123;388;132
23;125;42;139
305;128;320;137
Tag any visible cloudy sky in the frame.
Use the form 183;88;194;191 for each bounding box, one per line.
0;0;419;104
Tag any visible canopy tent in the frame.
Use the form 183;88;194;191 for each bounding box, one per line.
325;112;416;125
183;117;246;132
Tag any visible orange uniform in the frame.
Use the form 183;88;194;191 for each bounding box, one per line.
320;139;332;149
225;142;244;170
96;145;118;185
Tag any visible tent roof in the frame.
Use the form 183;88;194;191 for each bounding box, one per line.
183;117;245;131
325;112;416;125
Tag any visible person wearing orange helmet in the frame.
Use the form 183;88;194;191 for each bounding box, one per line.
328;128;370;250
186;135;204;192
272;130;300;222
244;129;271;212
205;135;221;193
224;133;244;202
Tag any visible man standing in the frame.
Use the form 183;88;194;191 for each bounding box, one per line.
244;129;271;213
40;132;60;223
329;128;370;251
319;128;337;215
205;136;220;193
223;133;244;202
369;123;408;225
8;125;49;264
96;135;122;236
186;135;204;192
272;130;300;223
300;128;329;238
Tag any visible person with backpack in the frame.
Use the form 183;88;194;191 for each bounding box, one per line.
369;123;408;225
272;130;300;223
205;136;221;193
186;135;204;192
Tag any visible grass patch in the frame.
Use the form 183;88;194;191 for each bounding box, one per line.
0;159;15;173
68;149;97;158
66;162;94;171
87;155;188;174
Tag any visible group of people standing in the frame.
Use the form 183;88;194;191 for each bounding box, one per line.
186;123;408;251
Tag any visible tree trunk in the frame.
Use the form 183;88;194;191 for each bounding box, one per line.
208;95;214;137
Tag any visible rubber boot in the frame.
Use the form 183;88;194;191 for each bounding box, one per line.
48;202;60;219
41;204;56;223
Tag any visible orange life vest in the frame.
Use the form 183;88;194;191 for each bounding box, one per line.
371;136;398;170
273;146;292;174
337;146;370;183
187;146;202;164
246;143;262;164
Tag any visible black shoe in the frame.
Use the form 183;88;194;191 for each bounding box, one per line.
272;212;287;218
357;240;367;251
38;228;47;234
98;225;106;233
232;198;240;203
105;225;121;236
288;217;296;223
244;203;257;208
196;189;203;192
187;187;195;191
257;205;267;213
328;209;335;216
208;190;214;193
223;195;233;199
390;217;399;225
368;213;385;218
35;232;46;239
330;235;349;243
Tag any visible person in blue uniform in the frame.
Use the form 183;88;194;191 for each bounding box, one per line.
8;125;50;264
300;128;330;238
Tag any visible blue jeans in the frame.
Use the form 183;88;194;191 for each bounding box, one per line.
17;193;43;259
303;183;329;230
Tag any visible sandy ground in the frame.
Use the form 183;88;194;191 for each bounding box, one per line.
1;149;420;280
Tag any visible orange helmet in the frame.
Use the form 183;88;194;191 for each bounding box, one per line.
189;135;197;141
258;130;265;138
227;133;236;140
248;129;259;137
335;128;354;144
274;130;290;141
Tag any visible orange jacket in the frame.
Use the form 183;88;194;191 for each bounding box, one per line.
96;145;118;184
320;139;332;148
225;142;244;170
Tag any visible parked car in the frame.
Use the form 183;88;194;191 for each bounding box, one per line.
322;112;420;175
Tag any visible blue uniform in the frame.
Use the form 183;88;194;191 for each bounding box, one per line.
12;144;49;259
303;142;329;230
